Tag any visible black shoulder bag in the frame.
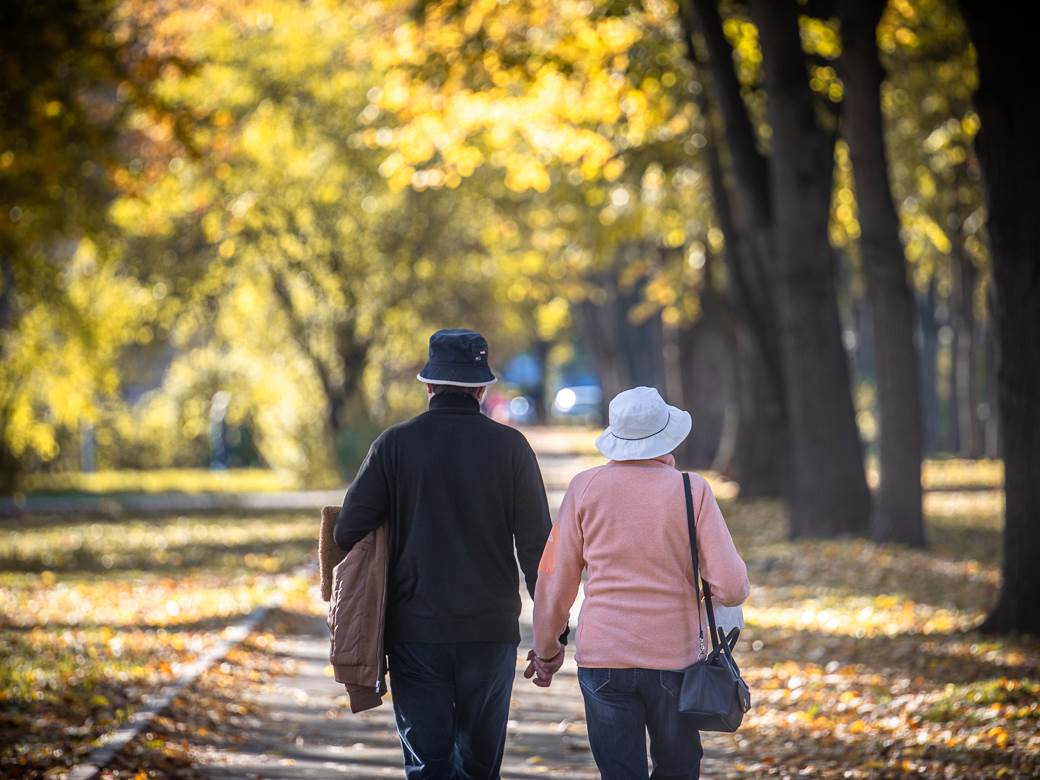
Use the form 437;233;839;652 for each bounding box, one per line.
677;472;751;731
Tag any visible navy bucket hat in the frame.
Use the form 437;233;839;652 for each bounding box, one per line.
417;328;497;387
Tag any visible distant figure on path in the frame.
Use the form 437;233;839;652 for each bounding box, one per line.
528;386;751;780
334;328;556;779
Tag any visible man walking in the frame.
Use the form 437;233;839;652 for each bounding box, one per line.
334;328;556;779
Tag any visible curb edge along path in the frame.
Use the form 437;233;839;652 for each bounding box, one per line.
65;564;315;780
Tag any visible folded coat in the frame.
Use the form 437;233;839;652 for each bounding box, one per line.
319;505;388;713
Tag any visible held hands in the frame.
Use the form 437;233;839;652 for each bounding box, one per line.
524;647;565;687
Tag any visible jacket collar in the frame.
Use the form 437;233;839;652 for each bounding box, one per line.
427;392;482;414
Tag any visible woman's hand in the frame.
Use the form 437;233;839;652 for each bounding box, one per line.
524;647;565;687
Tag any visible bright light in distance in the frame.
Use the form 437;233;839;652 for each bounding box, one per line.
554;388;577;412
510;396;531;417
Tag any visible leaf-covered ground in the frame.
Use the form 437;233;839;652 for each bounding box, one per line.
115;483;1036;779
715;492;1038;778
3;459;1036;778
0;513;316;778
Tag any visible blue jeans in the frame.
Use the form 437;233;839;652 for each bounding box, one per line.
578;667;703;780
387;642;516;779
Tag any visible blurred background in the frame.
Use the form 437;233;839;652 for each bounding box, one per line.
1;0;1038;776
0;0;998;489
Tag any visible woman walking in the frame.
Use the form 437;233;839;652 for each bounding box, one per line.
529;386;750;779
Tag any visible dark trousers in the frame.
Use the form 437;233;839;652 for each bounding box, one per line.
578;667;703;780
387;641;516;780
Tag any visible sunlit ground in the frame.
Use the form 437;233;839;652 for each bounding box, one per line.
0;514;316;777
18;469;315;497
721;496;1037;778
1;458;1036;778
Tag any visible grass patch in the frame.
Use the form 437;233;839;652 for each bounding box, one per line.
18;468;327;497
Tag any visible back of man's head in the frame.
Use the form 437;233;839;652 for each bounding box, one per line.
429;384;484;399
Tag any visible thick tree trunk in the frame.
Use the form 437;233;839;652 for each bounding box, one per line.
675;288;734;469
680;0;789;497
839;0;925;546
730;331;789;497
959;0;1040;636
750;0;871;537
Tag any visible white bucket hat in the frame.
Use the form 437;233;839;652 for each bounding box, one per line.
595;386;692;461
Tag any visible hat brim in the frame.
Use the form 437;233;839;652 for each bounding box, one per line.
595;406;692;461
417;362;497;387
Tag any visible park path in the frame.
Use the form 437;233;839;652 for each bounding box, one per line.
62;431;735;778
189;587;732;779
182;439;734;777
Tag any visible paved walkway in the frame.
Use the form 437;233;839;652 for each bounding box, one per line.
190;586;730;779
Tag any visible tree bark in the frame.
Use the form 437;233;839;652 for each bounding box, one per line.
702;132;789;496
680;0;789;497
838;0;925;546
959;0;1040;636
749;0;871;537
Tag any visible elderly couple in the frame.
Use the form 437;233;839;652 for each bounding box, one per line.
334;329;750;780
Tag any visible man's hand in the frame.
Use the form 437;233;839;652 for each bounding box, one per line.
524;647;565;687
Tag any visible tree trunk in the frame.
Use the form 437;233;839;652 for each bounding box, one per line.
575;293;627;416
959;0;1040;636
730;331;789;497
675;287;734;469
0;432;20;495
329;322;370;439
979;310;1001;457
839;0;925;546
917;281;941;455
680;0;789;497
750;0;871;537
530;339;550;424
952;238;981;456
575;252;668;414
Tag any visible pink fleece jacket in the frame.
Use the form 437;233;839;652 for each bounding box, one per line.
532;454;750;670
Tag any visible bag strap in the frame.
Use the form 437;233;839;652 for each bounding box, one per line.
683;472;720;656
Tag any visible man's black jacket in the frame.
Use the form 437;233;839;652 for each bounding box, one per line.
334;391;552;645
